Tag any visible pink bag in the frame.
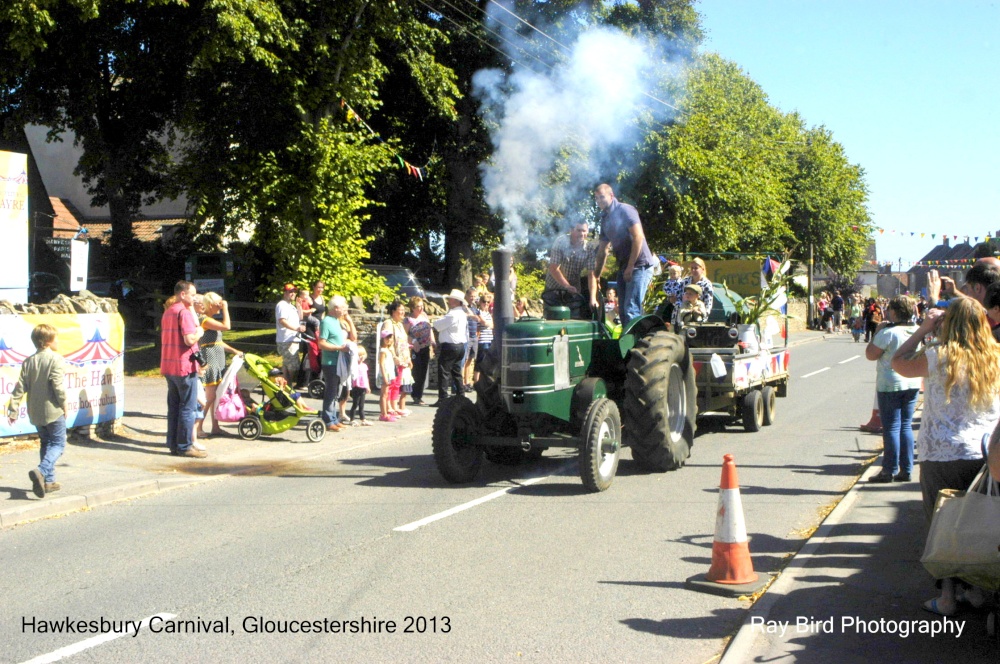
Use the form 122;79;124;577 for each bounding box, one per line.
215;380;246;422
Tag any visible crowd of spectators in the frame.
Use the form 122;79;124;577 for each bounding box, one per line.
856;258;1000;618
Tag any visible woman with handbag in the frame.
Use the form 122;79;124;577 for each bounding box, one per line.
892;297;1000;616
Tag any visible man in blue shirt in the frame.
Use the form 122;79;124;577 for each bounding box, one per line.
592;183;657;326
318;295;349;431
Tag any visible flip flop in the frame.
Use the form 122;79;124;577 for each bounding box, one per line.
922;598;956;617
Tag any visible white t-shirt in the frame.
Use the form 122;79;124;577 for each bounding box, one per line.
275;299;300;344
917;346;999;462
433;306;469;344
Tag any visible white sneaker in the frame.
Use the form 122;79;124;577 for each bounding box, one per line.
192;441;206;451
349;419;360;427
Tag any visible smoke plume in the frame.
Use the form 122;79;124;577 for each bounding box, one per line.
473;13;682;249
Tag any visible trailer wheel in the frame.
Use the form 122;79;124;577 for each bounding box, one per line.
580;398;621;492
625;330;696;471
742;390;764;432
432;396;483;483
762;385;777;426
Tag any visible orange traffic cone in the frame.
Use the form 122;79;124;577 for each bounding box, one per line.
687;454;769;597
859;396;882;433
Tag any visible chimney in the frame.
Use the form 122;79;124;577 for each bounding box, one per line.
943;236;950;248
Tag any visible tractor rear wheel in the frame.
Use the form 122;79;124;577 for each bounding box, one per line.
624;330;696;471
580;398;621;492
432;396;484;483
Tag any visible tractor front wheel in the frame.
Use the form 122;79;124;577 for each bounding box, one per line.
432;396;484;483
580;398;621;492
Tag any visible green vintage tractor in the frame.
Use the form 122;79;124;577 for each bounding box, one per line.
432;252;696;492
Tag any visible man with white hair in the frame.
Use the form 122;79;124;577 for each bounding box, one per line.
318;295;350;431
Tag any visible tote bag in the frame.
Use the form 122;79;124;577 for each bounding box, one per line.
920;464;1000;591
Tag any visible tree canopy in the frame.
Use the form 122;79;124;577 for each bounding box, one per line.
1;0;875;299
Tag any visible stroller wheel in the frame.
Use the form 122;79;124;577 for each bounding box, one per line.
238;416;262;440
308;379;325;400
306;418;327;443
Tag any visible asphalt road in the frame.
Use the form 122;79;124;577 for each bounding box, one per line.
1;335;880;663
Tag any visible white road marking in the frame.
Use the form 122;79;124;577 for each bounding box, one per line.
801;367;830;378
394;476;551;532
838;355;860;364
20;613;176;664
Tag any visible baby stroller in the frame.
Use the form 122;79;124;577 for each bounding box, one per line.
299;331;326;399
236;353;326;442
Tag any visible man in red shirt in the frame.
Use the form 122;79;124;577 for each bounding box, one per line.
160;281;206;457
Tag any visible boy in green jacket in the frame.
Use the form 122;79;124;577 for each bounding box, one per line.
7;324;67;498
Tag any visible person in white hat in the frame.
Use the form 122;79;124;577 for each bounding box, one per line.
432;289;469;404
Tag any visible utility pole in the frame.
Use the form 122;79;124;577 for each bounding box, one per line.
808;243;814;328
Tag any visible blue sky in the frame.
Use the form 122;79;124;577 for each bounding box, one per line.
696;0;1000;270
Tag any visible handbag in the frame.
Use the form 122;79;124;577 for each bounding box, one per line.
920;464;1000;591
214;380;247;423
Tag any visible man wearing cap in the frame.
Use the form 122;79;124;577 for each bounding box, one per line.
276;284;305;384
543;219;598;319
675;283;708;326
432;289;469;405
318;295;350;431
592;183;657;326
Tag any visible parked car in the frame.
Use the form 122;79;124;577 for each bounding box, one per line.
363;264;446;309
28;272;68;304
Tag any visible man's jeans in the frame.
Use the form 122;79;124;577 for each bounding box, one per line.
321;365;342;426
166;373;199;453
618;265;655;327
37;416;67;483
877;388;919;475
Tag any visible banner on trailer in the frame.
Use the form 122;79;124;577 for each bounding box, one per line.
705;260;761;298
0;151;29;303
0;313;125;437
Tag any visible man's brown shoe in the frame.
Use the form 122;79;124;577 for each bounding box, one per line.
181;448;208;458
326;424;342;432
45;482;61;493
28;469;45;498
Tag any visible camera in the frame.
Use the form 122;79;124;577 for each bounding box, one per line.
191;349;207;367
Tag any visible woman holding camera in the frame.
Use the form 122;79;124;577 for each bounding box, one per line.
865;296;921;483
194;292;241;437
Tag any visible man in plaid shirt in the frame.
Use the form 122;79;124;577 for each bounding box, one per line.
543;220;598;319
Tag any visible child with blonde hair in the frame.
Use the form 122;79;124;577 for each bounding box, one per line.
348;346;372;426
378;329;398;422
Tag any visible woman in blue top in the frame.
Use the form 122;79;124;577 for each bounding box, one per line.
865;296;922;483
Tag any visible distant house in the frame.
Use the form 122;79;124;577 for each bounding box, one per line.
907;235;987;295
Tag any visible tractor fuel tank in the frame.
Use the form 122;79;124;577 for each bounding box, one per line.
500;318;599;421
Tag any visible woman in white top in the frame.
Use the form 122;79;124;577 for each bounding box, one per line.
892;297;1000;616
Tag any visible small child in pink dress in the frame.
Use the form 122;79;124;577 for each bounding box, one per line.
348;347;372;426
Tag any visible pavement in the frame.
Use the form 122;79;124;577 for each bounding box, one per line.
5;329;995;660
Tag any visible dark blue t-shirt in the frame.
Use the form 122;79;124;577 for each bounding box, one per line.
599;200;655;269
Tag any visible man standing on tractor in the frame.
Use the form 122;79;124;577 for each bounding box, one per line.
592;183;657;326
543;219;598;319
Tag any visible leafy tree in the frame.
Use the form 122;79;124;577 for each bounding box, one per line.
0;0;293;275
175;0;461;299
784;121;872;275
634;53;798;256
